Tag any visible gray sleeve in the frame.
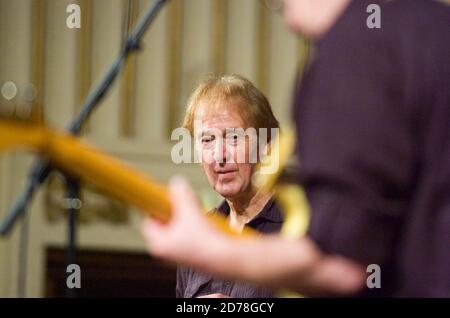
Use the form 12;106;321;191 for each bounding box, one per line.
176;265;189;298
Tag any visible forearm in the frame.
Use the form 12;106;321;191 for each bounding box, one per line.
198;234;366;296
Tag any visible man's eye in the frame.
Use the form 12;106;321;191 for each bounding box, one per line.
202;136;214;143
225;134;240;144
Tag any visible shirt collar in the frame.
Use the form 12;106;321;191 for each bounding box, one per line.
215;197;283;224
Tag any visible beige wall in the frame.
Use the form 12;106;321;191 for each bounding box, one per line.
0;0;301;297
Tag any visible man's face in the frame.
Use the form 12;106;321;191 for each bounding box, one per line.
282;0;351;38
195;100;257;200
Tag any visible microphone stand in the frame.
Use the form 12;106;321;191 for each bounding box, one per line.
65;177;80;299
0;0;170;298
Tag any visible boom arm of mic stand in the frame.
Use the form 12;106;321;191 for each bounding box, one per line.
0;0;170;236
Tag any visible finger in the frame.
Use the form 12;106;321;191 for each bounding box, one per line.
169;176;201;215
140;218;167;254
309;256;366;295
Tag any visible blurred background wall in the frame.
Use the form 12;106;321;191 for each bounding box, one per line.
0;0;302;297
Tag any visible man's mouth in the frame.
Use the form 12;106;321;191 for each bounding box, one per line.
216;170;238;177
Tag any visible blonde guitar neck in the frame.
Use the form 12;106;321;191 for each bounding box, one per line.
0;119;255;237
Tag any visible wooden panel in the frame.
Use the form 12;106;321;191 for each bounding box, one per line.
211;0;227;75
225;0;259;83
0;0;32;84
43;0;79;128
266;13;299;126
45;247;176;297
119;0;138;137
178;0;213;127
88;0;123;138
76;0;93;117
31;0;45;121
256;2;271;94
133;0;171;140
165;0;183;136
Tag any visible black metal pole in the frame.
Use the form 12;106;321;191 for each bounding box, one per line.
64;178;80;298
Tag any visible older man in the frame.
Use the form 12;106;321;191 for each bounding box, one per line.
176;74;282;298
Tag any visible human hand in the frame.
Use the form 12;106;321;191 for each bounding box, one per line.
140;176;225;268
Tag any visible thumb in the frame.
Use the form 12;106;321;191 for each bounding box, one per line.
141;218;166;242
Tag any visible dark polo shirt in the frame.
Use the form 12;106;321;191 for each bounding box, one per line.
176;199;283;298
295;0;450;296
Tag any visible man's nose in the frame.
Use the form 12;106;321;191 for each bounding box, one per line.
213;139;230;164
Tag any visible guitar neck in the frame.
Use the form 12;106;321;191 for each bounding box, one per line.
46;130;172;222
0;118;256;237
